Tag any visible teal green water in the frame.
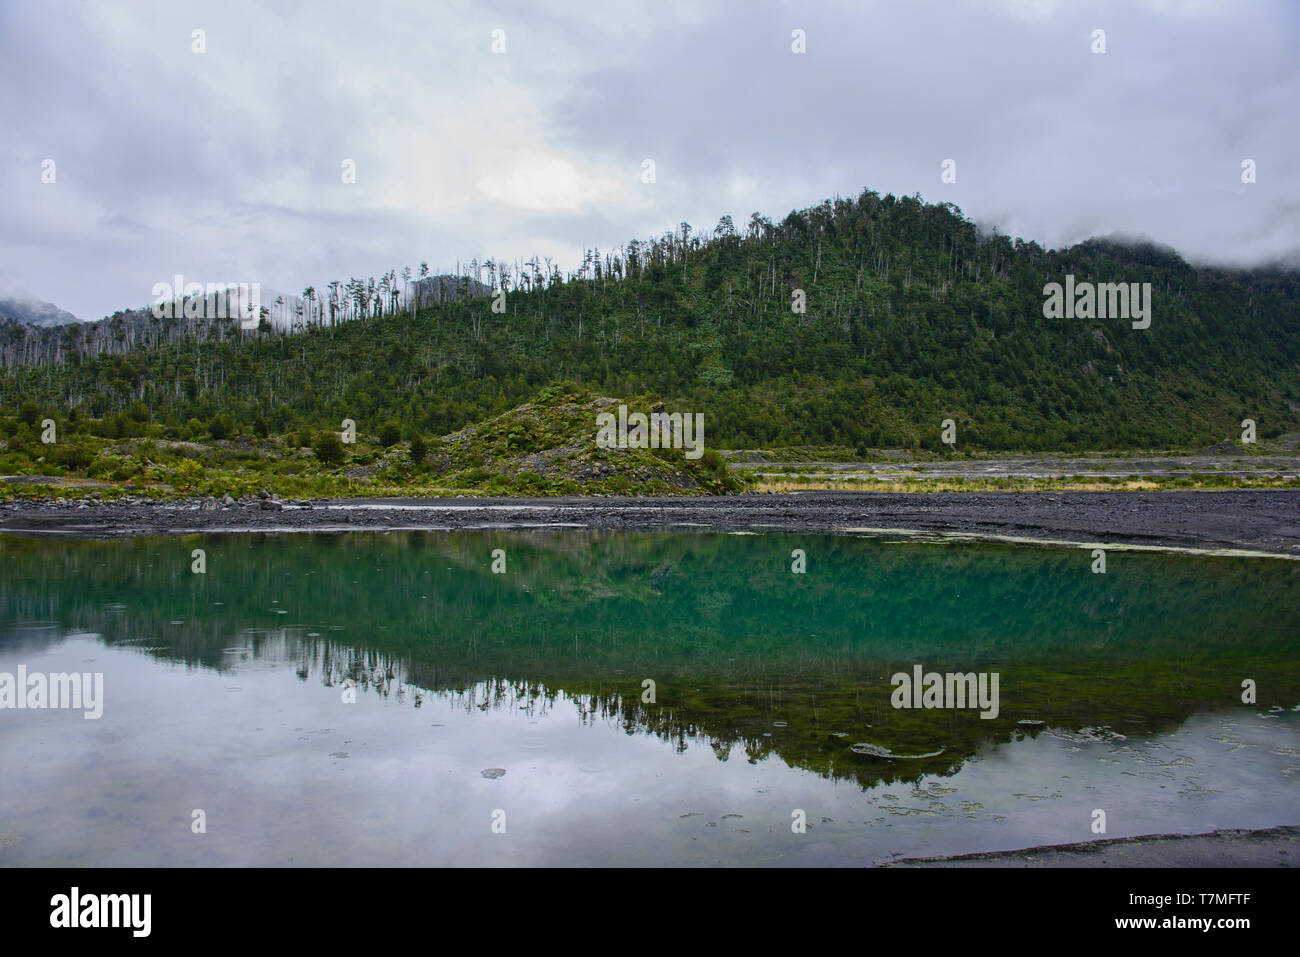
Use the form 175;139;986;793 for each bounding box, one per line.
1;530;1297;866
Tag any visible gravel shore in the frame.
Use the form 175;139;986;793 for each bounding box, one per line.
1;489;1297;555
885;825;1299;867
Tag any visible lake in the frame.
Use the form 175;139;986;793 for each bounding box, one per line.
1;529;1297;866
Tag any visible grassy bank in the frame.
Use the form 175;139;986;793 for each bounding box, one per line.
0;384;745;501
750;474;1300;493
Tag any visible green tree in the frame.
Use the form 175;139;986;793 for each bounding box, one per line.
208;413;232;440
313;430;346;466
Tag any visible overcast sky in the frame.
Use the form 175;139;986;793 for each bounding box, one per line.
1;0;1296;321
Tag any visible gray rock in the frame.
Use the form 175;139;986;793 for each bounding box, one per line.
200;497;220;512
221;494;236;507
1197;440;1245;457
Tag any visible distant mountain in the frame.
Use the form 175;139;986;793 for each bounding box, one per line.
0;272;488;341
0;273;495;365
0;294;81;327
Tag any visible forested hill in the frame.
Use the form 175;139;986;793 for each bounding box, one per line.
3;189;1298;452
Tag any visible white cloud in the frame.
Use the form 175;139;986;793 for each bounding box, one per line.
475;151;623;213
0;0;1296;320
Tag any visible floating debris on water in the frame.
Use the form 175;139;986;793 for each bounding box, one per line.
851;742;945;760
1046;726;1127;743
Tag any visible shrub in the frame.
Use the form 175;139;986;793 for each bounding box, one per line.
513;471;544;492
379;422;402;447
50;444;93;471
208;413;233;440
172;458;204;492
701;448;728;479
313;430;346;466
409;435;427;465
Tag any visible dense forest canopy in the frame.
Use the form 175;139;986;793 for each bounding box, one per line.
3;189;1298;452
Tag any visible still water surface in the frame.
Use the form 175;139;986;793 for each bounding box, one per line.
1;530;1297;866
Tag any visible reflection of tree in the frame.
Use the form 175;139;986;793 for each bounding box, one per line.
2;530;1298;793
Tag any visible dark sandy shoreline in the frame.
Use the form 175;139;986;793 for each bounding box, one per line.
0;489;1297;555
885;824;1299;867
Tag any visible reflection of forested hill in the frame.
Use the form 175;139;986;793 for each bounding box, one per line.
2;530;1297;790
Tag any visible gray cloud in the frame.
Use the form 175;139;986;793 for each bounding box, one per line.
0;0;1295;320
